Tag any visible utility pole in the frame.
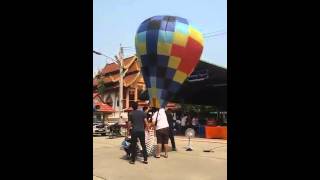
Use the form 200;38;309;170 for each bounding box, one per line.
118;45;124;124
93;47;126;125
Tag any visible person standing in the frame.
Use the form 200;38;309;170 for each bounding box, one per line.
181;114;187;134
152;108;170;158
192;114;199;133
145;109;156;156
175;113;181;134
128;102;148;164
175;118;181;134
186;114;192;129
146;118;156;155
165;108;177;151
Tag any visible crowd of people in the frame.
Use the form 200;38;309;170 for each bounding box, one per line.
124;102;226;165
174;112;226;135
126;102;177;165
175;112;200;135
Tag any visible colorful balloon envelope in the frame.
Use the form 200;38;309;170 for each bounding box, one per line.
135;15;204;108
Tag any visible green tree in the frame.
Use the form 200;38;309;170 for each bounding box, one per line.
97;79;106;97
180;103;216;117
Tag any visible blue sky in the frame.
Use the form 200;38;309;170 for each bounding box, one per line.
93;0;227;75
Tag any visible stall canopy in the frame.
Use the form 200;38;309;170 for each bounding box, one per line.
139;60;227;110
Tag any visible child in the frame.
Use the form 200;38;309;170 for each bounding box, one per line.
121;136;141;159
145;111;156;156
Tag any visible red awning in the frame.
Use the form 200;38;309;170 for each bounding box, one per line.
94;101;115;113
166;102;179;110
124;107;133;112
93;93;114;112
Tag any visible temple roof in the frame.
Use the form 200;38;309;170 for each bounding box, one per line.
101;56;137;75
93;56;141;89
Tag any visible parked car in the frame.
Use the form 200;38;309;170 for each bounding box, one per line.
93;117;106;136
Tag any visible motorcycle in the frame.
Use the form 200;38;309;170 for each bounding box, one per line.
106;122;122;138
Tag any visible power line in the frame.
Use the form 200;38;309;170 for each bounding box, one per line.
122;46;134;49
123;48;135;52
203;29;226;36
93;50;116;60
93;50;119;65
204;32;227;38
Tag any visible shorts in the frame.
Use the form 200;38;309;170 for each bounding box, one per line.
156;127;169;144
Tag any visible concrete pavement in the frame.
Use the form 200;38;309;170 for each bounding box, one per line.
93;136;227;180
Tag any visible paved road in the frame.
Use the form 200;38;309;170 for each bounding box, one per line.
93;136;227;180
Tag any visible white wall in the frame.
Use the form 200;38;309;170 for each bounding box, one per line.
102;91;128;121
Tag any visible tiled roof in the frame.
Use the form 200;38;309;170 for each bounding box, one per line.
123;72;140;87
102;74;120;83
94;101;115;112
101;56;136;75
126;60;140;74
93;57;141;88
93;93;115;112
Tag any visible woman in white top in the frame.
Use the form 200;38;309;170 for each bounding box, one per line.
152;108;169;158
145;111;156;156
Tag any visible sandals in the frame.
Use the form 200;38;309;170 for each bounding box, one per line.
155;154;168;158
129;160;135;164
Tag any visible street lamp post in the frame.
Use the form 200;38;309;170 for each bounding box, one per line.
116;46;124;124
93;46;126;125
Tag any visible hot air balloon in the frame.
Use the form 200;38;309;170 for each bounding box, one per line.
135;15;204;108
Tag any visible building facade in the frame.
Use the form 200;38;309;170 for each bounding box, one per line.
94;56;147;121
93;55;177;122
93;93;115;122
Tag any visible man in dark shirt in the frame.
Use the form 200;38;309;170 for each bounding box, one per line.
165;108;177;151
128;101;148;164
